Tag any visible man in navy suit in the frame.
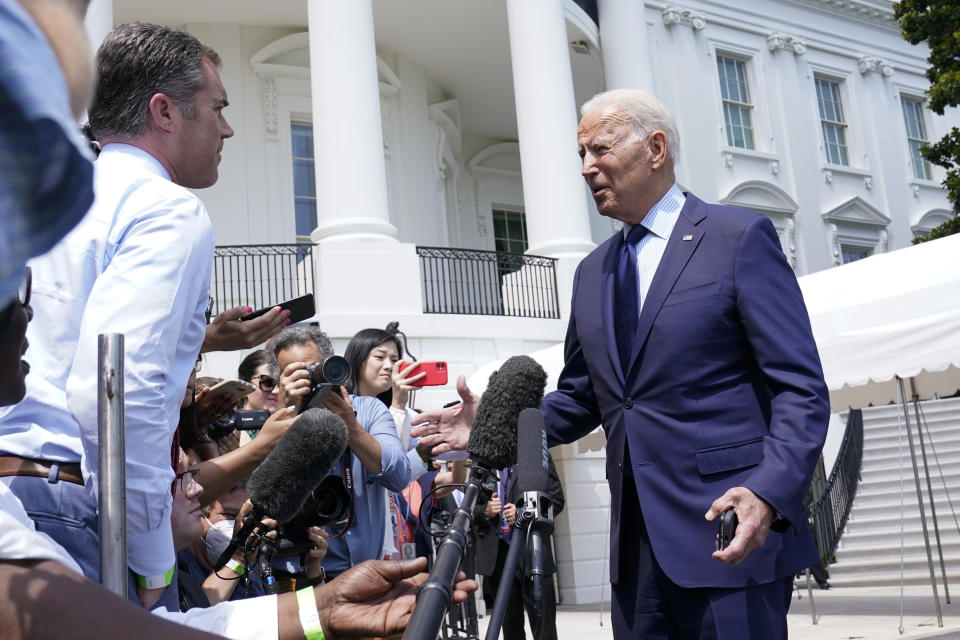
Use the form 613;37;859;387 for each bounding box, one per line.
413;89;829;639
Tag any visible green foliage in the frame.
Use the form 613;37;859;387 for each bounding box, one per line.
895;1;960;238
913;215;960;244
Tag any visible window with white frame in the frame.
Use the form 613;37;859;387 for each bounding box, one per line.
291;122;317;238
492;208;528;255
815;77;849;166
841;244;871;264
716;55;755;150
901;96;932;180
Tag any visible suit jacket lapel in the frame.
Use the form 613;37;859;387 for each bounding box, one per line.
602;234;626;384
627;195;707;372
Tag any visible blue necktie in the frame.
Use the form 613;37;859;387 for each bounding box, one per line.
615;224;647;371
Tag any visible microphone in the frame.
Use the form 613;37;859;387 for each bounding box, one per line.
515;407;553;616
404;355;547;640
213;408;349;571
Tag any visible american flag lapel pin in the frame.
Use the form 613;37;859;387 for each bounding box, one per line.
682;234;693;241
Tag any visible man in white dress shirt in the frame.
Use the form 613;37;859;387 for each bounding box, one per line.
0;22;234;610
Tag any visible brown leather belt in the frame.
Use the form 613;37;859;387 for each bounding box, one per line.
0;455;84;485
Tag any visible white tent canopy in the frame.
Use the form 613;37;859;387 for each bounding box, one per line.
469;234;960;412
797;233;960;411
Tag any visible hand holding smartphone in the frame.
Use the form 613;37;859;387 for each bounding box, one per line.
242;293;315;324
717;508;738;551
397;361;448;387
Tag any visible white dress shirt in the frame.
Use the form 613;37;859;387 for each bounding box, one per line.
623;183;686;312
0;483;278;640
0;143;214;578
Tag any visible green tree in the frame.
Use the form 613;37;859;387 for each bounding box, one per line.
894;0;960;243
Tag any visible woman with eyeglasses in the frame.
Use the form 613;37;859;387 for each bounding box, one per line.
237;350;279;414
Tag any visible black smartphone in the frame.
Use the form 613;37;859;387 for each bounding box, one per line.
718;508;738;550
241;293;315;324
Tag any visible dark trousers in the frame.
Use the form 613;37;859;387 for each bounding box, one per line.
484;539;557;640
612;479;793;640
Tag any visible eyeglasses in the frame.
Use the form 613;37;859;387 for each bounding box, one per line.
251;374;277;392
0;267;31;335
174;468;200;495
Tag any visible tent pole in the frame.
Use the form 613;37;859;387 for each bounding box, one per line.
909;379;951;604
897;376;943;626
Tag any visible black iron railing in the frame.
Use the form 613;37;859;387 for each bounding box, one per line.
210;244;315;316
416;246;560;319
806;409;864;567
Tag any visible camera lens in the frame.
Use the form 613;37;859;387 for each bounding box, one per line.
321;356;351;386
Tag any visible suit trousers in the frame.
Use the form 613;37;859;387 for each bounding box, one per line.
2;473;100;580
484;539;558;640
612;477;793;640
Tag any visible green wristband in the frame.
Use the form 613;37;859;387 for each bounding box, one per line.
135;565;176;590
296;586;325;640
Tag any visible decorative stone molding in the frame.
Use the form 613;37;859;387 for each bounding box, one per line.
863;176;873;190
857;56;894;77
829;223;842;266
662;6;706;31
823;170;833;184
769;160;780;176
911;184;920;198
258;73;279;142
785;218;798;269
767;33;807;56
722;152;734;168
877;229;888;253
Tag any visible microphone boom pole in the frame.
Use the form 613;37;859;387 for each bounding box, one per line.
402;463;497;640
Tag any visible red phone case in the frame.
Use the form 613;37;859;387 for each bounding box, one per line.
398;361;448;387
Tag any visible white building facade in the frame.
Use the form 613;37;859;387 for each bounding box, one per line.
87;0;957;604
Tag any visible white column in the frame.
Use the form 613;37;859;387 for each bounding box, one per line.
307;0;396;241
505;0;594;262
597;0;654;91
84;0;113;53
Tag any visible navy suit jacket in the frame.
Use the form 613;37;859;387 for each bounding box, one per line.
541;193;830;589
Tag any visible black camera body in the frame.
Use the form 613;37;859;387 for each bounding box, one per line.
204;409;271;439
273;476;352;557
301;355;352;412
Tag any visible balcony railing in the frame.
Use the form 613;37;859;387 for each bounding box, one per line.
210;244;315;317
806;408;864;569
416;246;560;319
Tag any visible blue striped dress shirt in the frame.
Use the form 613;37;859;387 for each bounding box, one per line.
622;184;686;312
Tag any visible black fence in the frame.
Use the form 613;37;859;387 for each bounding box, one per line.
210;244;315;317
806;409;864;567
416;246;560;319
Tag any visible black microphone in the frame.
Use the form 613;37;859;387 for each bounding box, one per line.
213;408;348;571
515;407;553;616
404;355;547;640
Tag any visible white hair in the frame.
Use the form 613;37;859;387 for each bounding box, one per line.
580;89;681;165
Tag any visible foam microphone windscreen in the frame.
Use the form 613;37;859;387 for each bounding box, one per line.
245;408;349;523
515;407;549;494
467;355;547;470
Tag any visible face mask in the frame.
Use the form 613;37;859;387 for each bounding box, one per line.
203;518;236;566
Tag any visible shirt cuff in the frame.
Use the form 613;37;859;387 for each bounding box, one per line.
127;520;176;578
407;448;427;482
151;594;279;640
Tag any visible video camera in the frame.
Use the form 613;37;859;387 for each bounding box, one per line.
271;476;352;557
203;408;271;439
300;355;351;413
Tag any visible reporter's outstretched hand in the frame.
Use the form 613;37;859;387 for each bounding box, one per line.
201;305;288;353
409;375;478;456
255;405;297;447
314;557;477;640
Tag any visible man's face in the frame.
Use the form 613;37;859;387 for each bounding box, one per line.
276;342;323;373
170;58;234;189
207;487;247;526
577;109;661;225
